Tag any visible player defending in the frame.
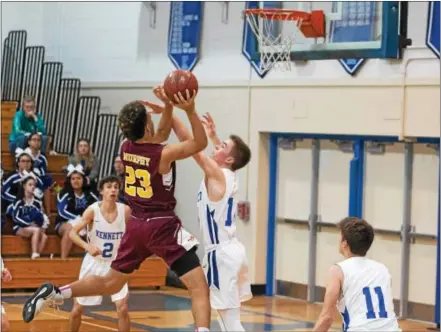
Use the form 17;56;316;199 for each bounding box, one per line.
1;256;12;332
68;175;131;332
148;100;252;330
23;89;212;332
313;217;401;332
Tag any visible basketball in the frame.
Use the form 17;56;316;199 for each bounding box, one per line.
163;69;199;102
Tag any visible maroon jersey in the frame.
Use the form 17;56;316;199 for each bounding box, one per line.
120;140;176;218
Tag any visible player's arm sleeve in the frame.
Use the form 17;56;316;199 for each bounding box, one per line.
57;192;78;220
313;265;342;332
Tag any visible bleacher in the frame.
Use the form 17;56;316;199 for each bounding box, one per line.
1;32;167;290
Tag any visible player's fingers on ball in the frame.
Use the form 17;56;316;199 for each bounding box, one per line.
177;92;185;103
185;89;191;101
173;94;180;104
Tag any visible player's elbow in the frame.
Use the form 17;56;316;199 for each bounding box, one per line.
194;136;208;152
315;313;334;331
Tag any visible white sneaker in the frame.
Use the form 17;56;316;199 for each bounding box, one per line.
22;283;63;323
31;253;40;260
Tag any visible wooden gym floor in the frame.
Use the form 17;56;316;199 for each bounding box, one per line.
3;287;432;331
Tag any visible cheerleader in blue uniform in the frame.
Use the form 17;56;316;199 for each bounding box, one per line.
56;164;98;259
25;133;54;211
1;149;44;208
8;171;49;259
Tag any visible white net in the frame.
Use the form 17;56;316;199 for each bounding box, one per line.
245;11;304;72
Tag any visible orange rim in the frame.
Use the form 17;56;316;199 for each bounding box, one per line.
243;8;311;21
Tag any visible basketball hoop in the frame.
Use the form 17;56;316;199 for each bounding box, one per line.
243;9;325;72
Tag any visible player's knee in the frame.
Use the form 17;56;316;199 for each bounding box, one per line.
116;300;129;318
71;303;84;318
171;247;201;279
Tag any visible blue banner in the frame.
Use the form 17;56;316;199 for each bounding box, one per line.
426;1;440;58
168;2;203;71
330;2;376;75
242;2;282;78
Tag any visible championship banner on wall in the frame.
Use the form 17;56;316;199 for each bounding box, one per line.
330;1;376;76
426;1;440;58
168;2;203;71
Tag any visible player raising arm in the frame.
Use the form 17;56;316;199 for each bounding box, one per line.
148;102;252;331
23;89;212;332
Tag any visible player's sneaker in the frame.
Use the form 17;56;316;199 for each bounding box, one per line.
22;282;64;323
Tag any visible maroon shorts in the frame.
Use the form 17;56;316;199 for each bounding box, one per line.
111;211;198;274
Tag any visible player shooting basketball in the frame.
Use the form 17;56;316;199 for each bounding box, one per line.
23;85;213;332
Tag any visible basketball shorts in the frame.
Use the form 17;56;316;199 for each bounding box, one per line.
76;254;128;306
111;212;199;274
202;239;252;310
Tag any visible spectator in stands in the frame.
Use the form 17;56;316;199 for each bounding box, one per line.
113;155;126;203
8;172;49;259
68;138;100;191
56;164;98;259
25;133;54;212
1;149;44;208
8;96;51;154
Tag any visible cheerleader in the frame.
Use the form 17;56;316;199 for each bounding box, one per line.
8;172;49;259
56;164;98;259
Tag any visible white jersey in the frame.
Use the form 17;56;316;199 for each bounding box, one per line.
86;202;126;261
197;169;252;309
336;257;401;332
197;169;238;249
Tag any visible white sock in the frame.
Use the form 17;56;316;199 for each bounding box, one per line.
217;308;245;331
59;285;72;299
195;328;210;332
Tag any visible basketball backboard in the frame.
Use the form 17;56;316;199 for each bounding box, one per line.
248;1;405;61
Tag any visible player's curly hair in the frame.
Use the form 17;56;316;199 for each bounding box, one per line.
338;217;374;256
118;101;147;141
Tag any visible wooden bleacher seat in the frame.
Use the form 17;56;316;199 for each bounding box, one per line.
2;257;167;289
1;235;84;256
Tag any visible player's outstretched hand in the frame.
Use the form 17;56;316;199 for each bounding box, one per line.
141;86;173;114
153;85;173;107
173;90;197;113
2;268;12;282
201;112;217;138
87;245;103;257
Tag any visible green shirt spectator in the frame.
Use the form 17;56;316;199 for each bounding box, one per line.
8;96;51;154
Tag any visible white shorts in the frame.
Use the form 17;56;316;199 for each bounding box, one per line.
76;254;128;306
202;239;252;310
